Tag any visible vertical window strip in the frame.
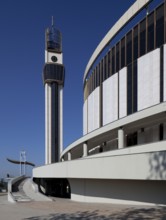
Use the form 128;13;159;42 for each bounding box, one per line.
160;45;164;103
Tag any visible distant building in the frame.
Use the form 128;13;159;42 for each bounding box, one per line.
33;0;166;205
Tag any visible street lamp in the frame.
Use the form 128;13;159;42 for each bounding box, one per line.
20;151;26;176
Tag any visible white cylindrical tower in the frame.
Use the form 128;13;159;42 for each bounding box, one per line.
43;19;65;164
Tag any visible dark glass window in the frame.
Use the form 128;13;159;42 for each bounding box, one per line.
159;124;164;140
127;63;132;115
95;67;97;88
92;73;94;92
121;37;125;68
108;51;111;77
160;46;163;102
127;132;137;147
104;55;107;80
147;12;154;52
102;58;106;81
140;19;146;56
92;71;95;91
156;4;164;48
88;77;90;95
112;47;115;75
90;75;92;94
95;67;98;88
87;78;89;96
116;43;120;72
133;61;137;113
100;61;103;84
98;63;101;86
126;31;132;65
133;26;138;60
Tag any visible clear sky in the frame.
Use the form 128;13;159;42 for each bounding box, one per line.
0;0;141;177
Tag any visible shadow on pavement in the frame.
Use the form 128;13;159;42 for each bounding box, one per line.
24;207;166;220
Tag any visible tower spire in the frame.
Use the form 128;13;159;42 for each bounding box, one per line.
52;16;54;27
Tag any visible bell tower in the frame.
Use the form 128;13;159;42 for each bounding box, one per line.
43;17;65;164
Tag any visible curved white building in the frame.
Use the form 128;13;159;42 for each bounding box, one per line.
33;0;166;205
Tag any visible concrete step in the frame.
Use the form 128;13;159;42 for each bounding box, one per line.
10;177;51;203
12;192;32;202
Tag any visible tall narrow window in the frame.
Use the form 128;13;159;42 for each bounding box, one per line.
159;124;164;140
92;70;96;91
133;25;138;60
108;51;111;77
147;12;154;52
112;47;115;75
160;46;164;102
140;19;146;56
98;63;101;86
116;43;120;72
96;66;99;87
156;4;164;48
104;55;107;80
133;61;137;113
126;31;132;65
102;58;106;81
121;37;125;68
100;61;103;84
89;75;92;94
127;63;132;115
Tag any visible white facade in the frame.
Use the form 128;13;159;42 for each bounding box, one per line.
103;73;118;126
87;87;100;133
119;67;127;118
138;49;160;111
83;100;88;135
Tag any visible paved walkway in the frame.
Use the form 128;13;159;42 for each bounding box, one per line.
0;194;166;219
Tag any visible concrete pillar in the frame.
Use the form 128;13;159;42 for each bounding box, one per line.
83;142;88;157
59;85;63;160
118;128;124;149
68;151;71;161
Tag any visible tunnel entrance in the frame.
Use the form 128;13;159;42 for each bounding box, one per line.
33;178;71;199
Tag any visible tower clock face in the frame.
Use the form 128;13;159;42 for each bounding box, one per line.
51;56;58;62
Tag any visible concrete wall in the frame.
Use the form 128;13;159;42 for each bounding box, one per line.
34;140;166;205
34;141;166;181
69;178;166;205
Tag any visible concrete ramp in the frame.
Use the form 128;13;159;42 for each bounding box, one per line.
22;178;51;201
8;177;51;203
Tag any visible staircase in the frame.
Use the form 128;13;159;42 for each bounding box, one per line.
11;178;32;202
10;177;51;202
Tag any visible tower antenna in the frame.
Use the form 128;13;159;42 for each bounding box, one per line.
52;16;54;27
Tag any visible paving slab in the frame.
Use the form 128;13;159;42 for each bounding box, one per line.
0;194;166;219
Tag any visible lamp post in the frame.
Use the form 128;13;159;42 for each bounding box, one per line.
20;151;26;176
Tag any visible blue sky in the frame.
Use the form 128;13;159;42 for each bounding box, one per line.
0;0;139;177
